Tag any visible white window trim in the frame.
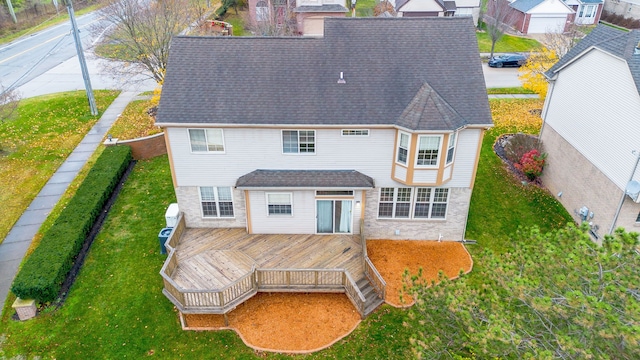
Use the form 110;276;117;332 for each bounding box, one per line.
415;135;443;168
266;192;293;216
188;128;226;154
377;187;449;220
446;132;457;165
396;131;410;166
281;130;316;155
341;129;370;137
199;186;235;219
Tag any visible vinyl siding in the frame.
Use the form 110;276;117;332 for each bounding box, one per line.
544;49;640;190
447;128;481;187
168;127;396;186
248;190;362;234
394;164;407;182
413;169;438;183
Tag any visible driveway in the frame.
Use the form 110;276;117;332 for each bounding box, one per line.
482;63;523;89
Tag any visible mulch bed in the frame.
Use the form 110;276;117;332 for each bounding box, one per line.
493;133;544;187
180;240;473;353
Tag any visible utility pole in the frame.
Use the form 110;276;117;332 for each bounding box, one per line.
64;0;98;116
5;0;17;23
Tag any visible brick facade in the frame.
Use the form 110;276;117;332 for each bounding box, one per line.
362;187;471;241
540;124;640;240
175;186;247;229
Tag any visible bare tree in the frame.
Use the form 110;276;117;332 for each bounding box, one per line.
542;23;584;59
0;84;20;123
249;0;298;36
94;0;209;84
485;0;519;59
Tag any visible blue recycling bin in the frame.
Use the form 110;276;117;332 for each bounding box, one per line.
158;227;173;255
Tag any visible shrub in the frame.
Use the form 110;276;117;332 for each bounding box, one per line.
503;133;543;164
515;149;547;180
11;146;132;303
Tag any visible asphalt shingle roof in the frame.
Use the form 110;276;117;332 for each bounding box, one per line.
510;0;545;13
236;170;375;188
546;24;640;93
156;17;492;131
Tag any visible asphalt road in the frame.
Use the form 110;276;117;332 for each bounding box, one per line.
482;63;523;88
0;11;103;91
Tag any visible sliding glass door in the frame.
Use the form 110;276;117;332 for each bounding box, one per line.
316;200;352;234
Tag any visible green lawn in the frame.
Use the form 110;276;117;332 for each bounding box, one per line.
477;32;541;53
0;99;573;358
0;91;120;245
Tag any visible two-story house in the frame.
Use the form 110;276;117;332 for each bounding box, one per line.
248;0;349;36
541;24;640;241
392;0;482;26
155;17;491;319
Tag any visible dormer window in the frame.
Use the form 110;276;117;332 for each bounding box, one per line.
416;135;440;166
397;132;410;165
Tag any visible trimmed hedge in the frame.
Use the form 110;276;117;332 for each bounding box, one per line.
11;146;132;303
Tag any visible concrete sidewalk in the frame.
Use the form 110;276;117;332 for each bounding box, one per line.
0;91;144;312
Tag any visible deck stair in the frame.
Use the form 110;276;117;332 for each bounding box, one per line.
356;276;385;316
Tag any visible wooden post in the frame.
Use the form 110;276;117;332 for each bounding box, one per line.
224;313;229;327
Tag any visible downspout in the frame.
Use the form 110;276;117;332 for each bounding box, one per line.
609;151;640;234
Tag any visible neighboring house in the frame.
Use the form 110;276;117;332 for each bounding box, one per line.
563;0;604;25
604;0;640;19
155;17;492;317
393;0;482;26
247;0;348;36
507;0;575;34
540;24;640;241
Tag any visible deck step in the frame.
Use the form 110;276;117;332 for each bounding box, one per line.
355;276;384;317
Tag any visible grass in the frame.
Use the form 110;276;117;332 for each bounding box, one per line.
477;32;541;53
487;87;536;94
0;98;574;358
0;90;120;245
107;99;162;140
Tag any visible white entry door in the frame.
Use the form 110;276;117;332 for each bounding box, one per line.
316;200;352;234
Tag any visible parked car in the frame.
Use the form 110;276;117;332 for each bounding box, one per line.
488;53;528;68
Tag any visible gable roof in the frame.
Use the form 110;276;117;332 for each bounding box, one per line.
510;0;545;12
546;24;640;93
156;17;492;131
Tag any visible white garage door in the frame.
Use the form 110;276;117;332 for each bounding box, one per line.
528;16;566;34
303;17;324;36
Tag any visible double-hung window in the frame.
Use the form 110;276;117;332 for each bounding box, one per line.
282;130;315;154
378;187;412;218
397;132;410;165
378;187;449;219
446;132;457;164
200;187;234;218
267;193;293;215
189;129;224;153
416;136;440;166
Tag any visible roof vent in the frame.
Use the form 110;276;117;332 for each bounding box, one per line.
337;72;346;84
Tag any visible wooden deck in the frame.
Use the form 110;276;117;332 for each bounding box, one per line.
171;228;365;291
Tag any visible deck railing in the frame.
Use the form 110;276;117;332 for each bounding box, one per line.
343;271;366;315
160;261;257;313
160;215;378;316
360;219;387;301
365;258;386;300
164;212;185;253
256;269;344;290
